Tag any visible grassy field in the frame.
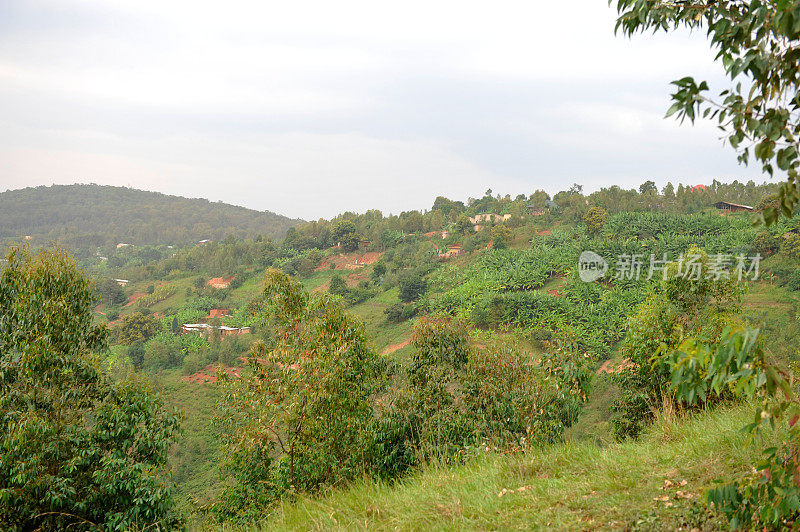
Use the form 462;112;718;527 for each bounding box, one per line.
258;402;777;531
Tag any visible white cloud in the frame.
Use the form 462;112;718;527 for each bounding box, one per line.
0;0;766;218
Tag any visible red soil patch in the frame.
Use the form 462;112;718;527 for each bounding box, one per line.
381;337;411;356
537;230;551;236
207;276;234;289
597;358;636;375
182;364;241;385
124;292;147;307
547;289;562;297
315;251;383;271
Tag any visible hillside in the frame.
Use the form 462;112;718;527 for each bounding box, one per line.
264;402;774;530
0;184;301;257
8;183;800;530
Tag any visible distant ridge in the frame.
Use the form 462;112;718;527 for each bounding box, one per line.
0;184;301;256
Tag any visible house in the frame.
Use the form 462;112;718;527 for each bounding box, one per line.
116;243;130;249
207;308;231;319
114;279;129;287
181;323;251;336
438;244;462;259
545;199;559;209
469;213;512;225
691;184;707;192
713;201;753;213
359;240;371;250
23;235;32;241
526;204;545;216
198;239;211;245
206;276;234;289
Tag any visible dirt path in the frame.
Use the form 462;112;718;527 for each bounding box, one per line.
124;291;146;307
381;337;411;356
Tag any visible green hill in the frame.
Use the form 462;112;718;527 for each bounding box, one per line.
0;184;301;257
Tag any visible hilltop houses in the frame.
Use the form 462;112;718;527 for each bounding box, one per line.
181;323;251;336
207;308;231;319
439;243;462;259
469;213;511;225
713;201;753;212
526;204;545;216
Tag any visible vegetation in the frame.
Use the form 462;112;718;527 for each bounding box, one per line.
0;248;181;530
0;184;299;259
6;176;800;530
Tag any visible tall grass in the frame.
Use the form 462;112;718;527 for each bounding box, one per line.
248;402;779;531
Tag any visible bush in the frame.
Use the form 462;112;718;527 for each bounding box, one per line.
753;231;779;255
377;317;591;475
398;271;426;302
491;224;513;249
385;303;404;323
583;206;608;235
787;268;800;291
781;233;800;259
143;332;182;370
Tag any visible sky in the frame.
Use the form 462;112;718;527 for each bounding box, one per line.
0;0;769;220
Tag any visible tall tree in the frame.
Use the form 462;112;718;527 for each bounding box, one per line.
0;247;181;530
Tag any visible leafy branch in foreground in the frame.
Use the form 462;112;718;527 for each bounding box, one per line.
613;0;800;224
666;328;800;528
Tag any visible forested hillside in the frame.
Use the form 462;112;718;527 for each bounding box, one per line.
0;184;301;257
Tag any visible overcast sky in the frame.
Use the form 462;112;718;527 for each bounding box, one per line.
0;0;768;219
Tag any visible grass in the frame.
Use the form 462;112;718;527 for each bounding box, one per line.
150;369;226;509
254;402;777;531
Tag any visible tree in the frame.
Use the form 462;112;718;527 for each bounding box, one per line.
332;219;360;252
328;274;348;296
402;211;424;233
613;1;800;225
371;261;387;283
398;271;426;302
0;247;181;530
213;270;386;517
583;206;608;236
528;190;549;209
782;232;800;259
116;311;162;345
638;180;657;195
455;215;473;234
97;277;127;306
491;224;513;249
662;182;675;198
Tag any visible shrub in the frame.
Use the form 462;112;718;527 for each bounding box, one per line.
583;206;608;235
753;231;779;255
376;317;591;475
491;224;513;249
398;271;426;302
782;233;800;259
787;268;800;291
384;303;403;323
